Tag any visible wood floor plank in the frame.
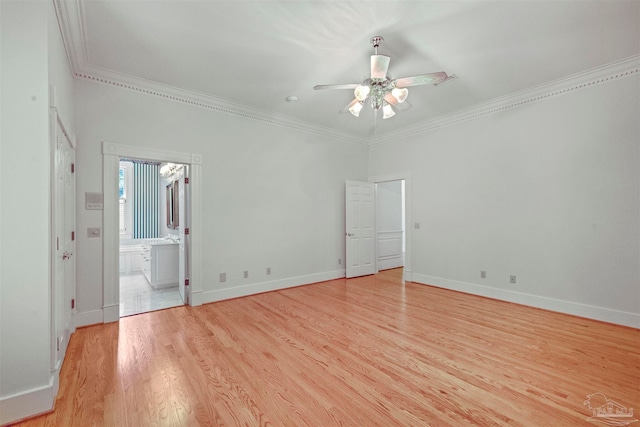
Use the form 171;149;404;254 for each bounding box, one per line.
11;269;639;426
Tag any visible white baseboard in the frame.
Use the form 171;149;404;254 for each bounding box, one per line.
75;309;104;328
377;257;404;271
0;379;55;426
200;269;346;305
190;289;204;307
103;304;119;323
412;273;640;329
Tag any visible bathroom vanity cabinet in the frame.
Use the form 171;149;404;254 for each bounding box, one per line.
141;240;179;289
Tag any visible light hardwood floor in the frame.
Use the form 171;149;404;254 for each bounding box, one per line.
13;269;639;426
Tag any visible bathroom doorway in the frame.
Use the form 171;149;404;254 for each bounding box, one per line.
118;159;188;317
102;142;203;323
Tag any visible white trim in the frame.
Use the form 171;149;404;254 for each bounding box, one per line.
101;142;203;323
51;0;640;147
75;70;368;146
413;273;640;329
0;381;54;426
102;304;120;324
75;309;104;328
200;270;345;304
52;0;81;78
370;55;640;145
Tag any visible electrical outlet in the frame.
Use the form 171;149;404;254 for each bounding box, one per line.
266;267;271;275
510;275;517;284
87;227;101;238
244;270;249;279
338;258;342;265
414;222;421;230
481;270;486;279
219;273;226;282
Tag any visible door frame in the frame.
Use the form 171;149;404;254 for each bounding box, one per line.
49;87;76;375
370;172;412;282
102;142;203;323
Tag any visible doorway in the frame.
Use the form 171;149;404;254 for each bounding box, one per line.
102;142;203;323
372;172;412;282
118;160;188;317
375;179;405;272
345;174;412;281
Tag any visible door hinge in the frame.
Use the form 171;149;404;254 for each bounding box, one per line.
71;231;75;241
185;228;190;235
71;298;75;309
57;237;60;250
184;177;189;184
185;279;189;286
71;163;75;173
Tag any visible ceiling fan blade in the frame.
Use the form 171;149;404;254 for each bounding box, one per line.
371;55;390;79
393;71;449;88
339;98;360;114
313;83;360;91
384;93;412;112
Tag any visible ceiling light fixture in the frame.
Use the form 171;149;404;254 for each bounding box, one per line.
314;36;454;121
382;103;395;119
348;101;364;117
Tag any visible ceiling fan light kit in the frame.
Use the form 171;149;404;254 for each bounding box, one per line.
314;36;453;120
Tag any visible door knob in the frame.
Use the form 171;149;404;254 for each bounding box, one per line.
346;233;354;237
62;251;73;260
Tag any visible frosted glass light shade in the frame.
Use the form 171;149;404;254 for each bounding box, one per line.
391;87;409;103
382;103;395;119
371;55;390;79
354;85;370;101
349;101;364;117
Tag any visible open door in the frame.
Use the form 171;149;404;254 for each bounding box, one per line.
345;180;376;278
178;166;189;304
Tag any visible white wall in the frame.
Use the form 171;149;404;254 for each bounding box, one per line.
369;74;640;327
74;79;369;318
0;1;75;423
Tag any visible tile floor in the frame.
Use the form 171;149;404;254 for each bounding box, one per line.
119;272;183;317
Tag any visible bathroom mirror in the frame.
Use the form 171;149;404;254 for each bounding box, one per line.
166;180;179;229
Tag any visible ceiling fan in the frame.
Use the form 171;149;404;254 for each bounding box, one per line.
314;36;454;120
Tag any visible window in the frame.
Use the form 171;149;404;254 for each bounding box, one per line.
119;167;126;198
119;161;134;238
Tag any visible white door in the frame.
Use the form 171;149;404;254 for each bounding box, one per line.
178;169;187;303
52;119;76;368
63;141;76;335
345;180;376;278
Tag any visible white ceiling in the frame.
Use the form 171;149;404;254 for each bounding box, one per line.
58;0;640;142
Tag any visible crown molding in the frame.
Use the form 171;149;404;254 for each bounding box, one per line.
52;0;368;146
73;65;368;146
369;55;640;146
54;1;638;148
